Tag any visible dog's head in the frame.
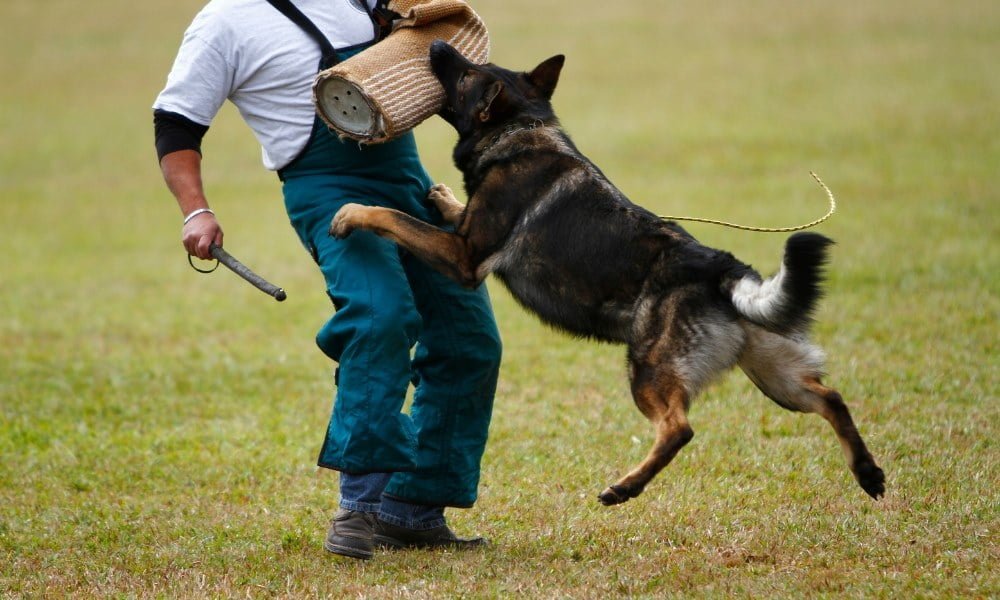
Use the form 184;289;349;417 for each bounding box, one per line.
430;40;565;137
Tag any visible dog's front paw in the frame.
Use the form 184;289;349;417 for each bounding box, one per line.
329;203;367;239
426;183;464;225
426;183;456;205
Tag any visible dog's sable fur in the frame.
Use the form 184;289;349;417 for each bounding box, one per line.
330;41;885;505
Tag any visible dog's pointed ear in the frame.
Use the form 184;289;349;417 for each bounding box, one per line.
527;55;565;100
478;80;505;122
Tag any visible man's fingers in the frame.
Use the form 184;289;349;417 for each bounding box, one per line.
196;235;215;260
182;218;223;260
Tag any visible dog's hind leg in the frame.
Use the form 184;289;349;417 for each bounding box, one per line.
598;364;693;506
738;325;885;499
802;377;885;499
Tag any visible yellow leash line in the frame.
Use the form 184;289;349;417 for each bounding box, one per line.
660;171;837;233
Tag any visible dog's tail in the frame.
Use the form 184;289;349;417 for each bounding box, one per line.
723;232;834;334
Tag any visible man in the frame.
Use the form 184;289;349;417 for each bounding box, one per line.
153;0;502;560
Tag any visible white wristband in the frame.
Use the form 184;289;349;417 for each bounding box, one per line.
183;207;215;225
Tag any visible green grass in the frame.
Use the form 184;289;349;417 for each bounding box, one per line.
1;0;997;597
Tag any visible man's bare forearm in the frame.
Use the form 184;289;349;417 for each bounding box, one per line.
160;149;223;259
161;149;208;216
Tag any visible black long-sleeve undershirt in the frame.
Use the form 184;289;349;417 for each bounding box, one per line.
153;109;209;162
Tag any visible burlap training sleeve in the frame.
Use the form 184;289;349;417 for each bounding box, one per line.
313;0;489;143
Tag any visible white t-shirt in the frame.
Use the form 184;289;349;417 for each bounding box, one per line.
154;0;378;170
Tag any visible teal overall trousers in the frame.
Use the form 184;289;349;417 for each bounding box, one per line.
279;49;501;509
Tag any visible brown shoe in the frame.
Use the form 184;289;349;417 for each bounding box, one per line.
324;509;375;560
373;518;488;550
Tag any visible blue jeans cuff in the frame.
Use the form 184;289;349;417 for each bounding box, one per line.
339;472;391;514
378;496;446;530
339;499;381;513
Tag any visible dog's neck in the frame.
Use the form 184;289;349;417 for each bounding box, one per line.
475;118;549;155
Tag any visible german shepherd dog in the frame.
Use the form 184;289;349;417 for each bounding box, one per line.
330;41;885;505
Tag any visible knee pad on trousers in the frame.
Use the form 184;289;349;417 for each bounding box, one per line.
315;304;422;363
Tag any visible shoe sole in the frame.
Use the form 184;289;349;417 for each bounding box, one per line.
324;540;374;560
373;534;488;550
373;534;409;550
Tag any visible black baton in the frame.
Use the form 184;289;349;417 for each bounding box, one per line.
190;244;287;302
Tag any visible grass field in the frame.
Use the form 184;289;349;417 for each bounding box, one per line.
1;0;997;597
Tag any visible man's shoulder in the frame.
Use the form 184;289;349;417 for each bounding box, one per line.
190;0;273;31
198;0;264;15
185;0;281;49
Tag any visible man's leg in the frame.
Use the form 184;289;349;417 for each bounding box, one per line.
307;223;424;559
284;185;428;558
305;215;423;475
379;251;502;532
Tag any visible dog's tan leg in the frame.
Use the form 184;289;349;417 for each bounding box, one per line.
738;325;885;499
330;203;480;287
427;183;465;226
803;377;885;499
598;374;693;506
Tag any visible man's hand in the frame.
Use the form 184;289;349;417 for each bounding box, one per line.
183;211;224;260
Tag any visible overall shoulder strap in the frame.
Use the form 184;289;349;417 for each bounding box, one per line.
264;0;340;68
369;0;401;41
